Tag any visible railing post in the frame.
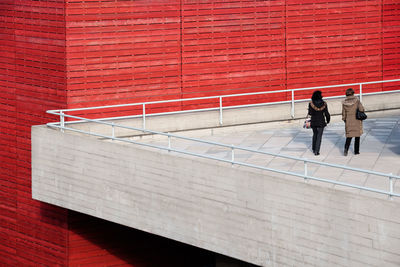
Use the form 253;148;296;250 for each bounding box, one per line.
231;145;234;165
142;103;146;129
359;83;363;103
304;159;308;182
60;111;64;133
291;89;295;118
111;122;115;140
168;133;171;152
219;96;223;125
389;173;393;200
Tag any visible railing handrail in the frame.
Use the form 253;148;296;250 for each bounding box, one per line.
46;78;400;199
47;78;400;114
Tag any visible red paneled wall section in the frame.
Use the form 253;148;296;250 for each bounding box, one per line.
286;0;383;99
0;0;68;266
0;1;17;266
181;0;287;107
65;0;182;114
383;0;400;91
64;0;399;114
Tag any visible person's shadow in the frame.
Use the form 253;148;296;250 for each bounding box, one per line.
292;121;346;153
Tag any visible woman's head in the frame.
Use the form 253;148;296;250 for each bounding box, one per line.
311;90;322;101
346;88;355;96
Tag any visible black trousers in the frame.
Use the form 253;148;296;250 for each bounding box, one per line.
312;127;324;153
345;137;360;154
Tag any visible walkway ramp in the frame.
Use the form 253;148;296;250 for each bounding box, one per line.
32;110;400;266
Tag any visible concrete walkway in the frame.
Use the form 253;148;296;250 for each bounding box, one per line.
141;110;400;201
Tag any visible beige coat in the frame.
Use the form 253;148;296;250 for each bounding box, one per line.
342;95;365;137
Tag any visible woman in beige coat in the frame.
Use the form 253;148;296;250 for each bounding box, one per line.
342;88;365;156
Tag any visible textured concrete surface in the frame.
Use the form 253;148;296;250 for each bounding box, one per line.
32;110;400;267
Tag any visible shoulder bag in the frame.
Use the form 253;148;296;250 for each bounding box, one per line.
356;108;367;121
303;115;311;129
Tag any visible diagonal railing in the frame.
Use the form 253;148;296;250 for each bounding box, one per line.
46;79;400;199
49;78;400;129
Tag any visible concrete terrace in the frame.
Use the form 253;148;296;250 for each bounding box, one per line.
140;110;400;201
32;107;400;266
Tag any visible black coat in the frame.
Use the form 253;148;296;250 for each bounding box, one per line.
308;99;330;128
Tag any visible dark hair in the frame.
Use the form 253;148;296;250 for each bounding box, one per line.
346;88;354;96
311;90;322;101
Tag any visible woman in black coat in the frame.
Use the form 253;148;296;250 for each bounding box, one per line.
308;90;330;155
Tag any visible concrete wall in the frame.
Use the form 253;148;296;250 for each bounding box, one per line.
32;126;400;266
67;91;400;138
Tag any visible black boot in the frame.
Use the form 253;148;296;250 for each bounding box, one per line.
344;137;351;156
354;137;360;154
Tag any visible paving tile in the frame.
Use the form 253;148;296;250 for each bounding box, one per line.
364;174;391;192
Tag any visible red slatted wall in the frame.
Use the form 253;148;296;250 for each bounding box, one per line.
0;1;399;266
286;0;383;98
66;1;182;106
383;0;400;91
181;0;287;107
0;0;68;266
0;1;17;265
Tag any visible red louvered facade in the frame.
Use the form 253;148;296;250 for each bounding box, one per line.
1;1;399;266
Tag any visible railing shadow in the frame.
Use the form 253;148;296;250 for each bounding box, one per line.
364;117;400;155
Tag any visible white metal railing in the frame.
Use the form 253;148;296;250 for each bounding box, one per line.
46;79;400;199
48;78;400;129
